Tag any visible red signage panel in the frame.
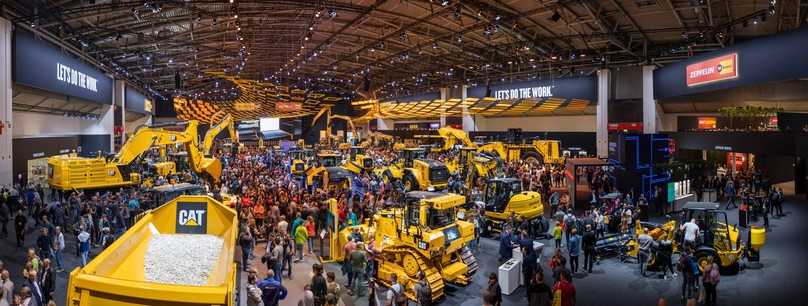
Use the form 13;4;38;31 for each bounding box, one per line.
697;117;717;130
607;122;643;131
686;53;738;87
276;102;303;112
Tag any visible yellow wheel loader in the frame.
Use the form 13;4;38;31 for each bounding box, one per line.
342;146;375;175
374;148;449;192
304;152;353;192
478;139;564;165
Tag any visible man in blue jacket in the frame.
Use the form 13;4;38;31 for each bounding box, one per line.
258;270;287;306
498;226;515;264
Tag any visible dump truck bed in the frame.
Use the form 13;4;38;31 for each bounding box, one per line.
66;195;239;306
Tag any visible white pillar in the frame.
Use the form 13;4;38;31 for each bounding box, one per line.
439;88;447;127
596;69;610;158
115;80;126;146
642;65;658;134
376;118;393;130
461;85;476;132
0;18;11;186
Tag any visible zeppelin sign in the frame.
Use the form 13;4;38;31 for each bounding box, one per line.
493;85;554;100
686;53;738;87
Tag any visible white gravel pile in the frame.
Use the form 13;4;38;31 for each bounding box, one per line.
144;234;224;286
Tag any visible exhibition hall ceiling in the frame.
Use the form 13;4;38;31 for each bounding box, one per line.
4;0;797;100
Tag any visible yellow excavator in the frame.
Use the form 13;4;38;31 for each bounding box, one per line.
359;130;395;148
321;191;477;303
48;121;222;190
475;177;545;237
201;113;239;157
374;148;449;191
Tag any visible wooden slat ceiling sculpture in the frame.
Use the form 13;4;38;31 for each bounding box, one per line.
352;96;592;121
175;72;343;122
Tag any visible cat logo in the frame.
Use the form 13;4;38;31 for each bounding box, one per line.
176;202;208;234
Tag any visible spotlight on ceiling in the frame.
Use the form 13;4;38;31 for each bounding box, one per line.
440;0;450;6
328;9;337;18
550;11;561;22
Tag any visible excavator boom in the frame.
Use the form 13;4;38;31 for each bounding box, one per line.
202;113;239;156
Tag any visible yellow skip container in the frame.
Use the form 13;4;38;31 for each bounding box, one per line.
66;195;239;306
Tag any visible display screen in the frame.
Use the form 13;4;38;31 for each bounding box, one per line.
259;117;280;131
442;226;460;243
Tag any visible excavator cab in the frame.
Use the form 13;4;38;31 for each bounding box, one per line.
345;146;374;174
478;177;544;236
289;149;307;175
483;178;521;213
400;148;427;168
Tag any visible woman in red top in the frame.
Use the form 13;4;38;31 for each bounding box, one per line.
305;216;316;255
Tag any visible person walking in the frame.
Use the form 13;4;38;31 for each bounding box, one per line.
77;226;91;267
1;269;14;306
702;256;720;306
487;273;502;306
246;273;265;306
552;270;576;306
311;264;328;306
306;216;317;256
0;201;9;239
553;222;563;249
39;259;54;304
258;270;287;306
26;270;44;306
724;180;737;209
294;222;308;262
51;226;65;272
14;209;27;248
413;271;432;306
386;273;408;306
521;245;538;290
239;229;254;272
527;270;552;306
582;224;596;273
567;228;581;274
349;242;367;297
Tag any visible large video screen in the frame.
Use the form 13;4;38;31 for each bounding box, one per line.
259;117;280;131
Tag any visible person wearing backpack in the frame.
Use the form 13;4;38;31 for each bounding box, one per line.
258;270;287;306
413;271;432;306
702;256;720;305
385;273;408;306
311;263;328;306
678;248;698;301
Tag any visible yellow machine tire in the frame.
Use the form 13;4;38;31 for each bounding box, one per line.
521;151;543;165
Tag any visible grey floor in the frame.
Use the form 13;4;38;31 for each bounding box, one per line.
3;193;808;306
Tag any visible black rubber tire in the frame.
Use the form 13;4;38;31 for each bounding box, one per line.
403;173;419;191
521;151;544;165
694;249;719;274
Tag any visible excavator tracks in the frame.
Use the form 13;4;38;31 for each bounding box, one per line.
376;246;445;302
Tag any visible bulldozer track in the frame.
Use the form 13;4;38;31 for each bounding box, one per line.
460;247;479;277
376;245;445;302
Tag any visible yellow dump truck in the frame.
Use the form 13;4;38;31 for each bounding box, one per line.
66;195;239;306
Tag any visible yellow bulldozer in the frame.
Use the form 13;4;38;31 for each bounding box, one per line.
322;191;477;302
48;120;222;190
289;148;315;176
374;148;449;192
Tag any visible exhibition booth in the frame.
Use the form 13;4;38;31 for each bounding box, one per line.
11;29;115;184
654;26;808;194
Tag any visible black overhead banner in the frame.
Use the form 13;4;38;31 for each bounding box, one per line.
467;76;597;101
125;86;153;114
654;26;808;100
14;30;113;104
